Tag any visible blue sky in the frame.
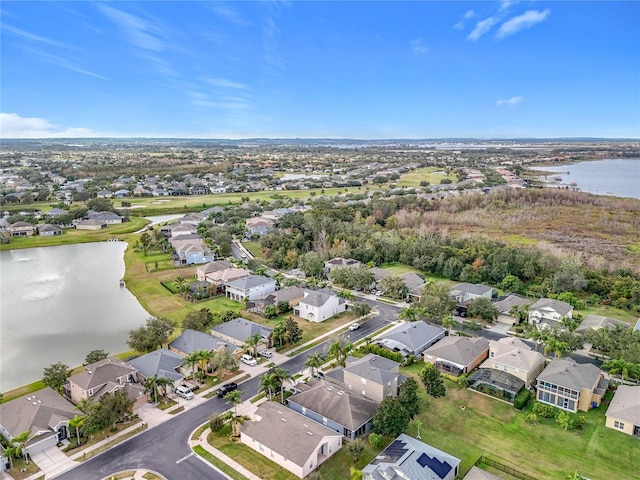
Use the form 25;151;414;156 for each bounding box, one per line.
1;1;638;139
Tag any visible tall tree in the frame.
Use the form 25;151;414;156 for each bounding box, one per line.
379;275;409;300
397;377;421;419
274;367;293;403
181;351;201;380
224;390;243;416
127;316;174;353
244;333;263;359
12;430;34;464
84;350;109;365
260;371;279;399
42;361;72;393
371;397;410;437
351;302;372;318
419;363;446;398
305;352;326;377
68;415;85;445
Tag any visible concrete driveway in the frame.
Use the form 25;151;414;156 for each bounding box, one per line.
31;445;78;479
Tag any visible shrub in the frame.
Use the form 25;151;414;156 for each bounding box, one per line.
514;389;531;410
532;401;559;418
368;432;384;448
209;414;225;432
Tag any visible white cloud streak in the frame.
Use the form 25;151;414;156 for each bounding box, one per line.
97;4;165;51
467;17;498;41
204;78;249;90
210;3;249;26
2;25;70;48
497;9;550;39
0;113;97;138
410;38;429;55
496;96;523;107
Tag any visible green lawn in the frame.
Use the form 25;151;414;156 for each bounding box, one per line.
379;263;422;275
575;305;638;325
397;167;457;187
398;371;639;480
242;241;265;260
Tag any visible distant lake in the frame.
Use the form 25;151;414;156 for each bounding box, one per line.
530;158;640;200
0;242;149;392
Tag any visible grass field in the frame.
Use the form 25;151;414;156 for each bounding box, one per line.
397;167;457;187
242;241;265;260
398;370;639;480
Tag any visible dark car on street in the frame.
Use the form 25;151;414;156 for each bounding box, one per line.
216;382;238;398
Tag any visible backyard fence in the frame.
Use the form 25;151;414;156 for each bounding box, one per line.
474;456;537;480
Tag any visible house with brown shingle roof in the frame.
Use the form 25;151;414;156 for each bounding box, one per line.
240;401;342;479
64;357;138;405
424;336;489;377
480;337;545;386
0;387;77;455
605;386;640;438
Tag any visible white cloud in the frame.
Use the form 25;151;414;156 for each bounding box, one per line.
465;10;476;19
499;1;517;13
454;10;475;30
97;4;165;51
2;25;69;48
497;9;550;39
496;96;523;107
210;3;249;26
410;38;429;55
204;78;249;90
0;113;96;138
467;17;498;41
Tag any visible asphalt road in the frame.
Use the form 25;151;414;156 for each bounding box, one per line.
56;300;398;480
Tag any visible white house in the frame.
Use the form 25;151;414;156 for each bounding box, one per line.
226;275;276;302
528;298;574;328
294;288;346;322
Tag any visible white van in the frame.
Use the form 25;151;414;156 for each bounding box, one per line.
175;385;194;400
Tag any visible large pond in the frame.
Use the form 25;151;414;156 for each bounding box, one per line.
0;242;149;392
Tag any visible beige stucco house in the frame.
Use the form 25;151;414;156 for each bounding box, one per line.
240;402;342;478
424;336;489;376
605;385;640;438
481;337;545;386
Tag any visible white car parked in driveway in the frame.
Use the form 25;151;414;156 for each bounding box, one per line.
259;350;273;358
241;354;257;366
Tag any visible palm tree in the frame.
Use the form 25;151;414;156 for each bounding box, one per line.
603;358;636;382
305;352;326;377
181;351;201;380
441;314;457;336
260;371;279;399
338;290;354;301
174;276;187;296
68;415;85;446
224;389;243;416
274;367;293;403
329;339;353;367
212;348;238;378
5;445;19;471
144;375;161;403
244;333;262;359
544;337;569;358
13;430;34;464
196;349;214;377
156;376;175;398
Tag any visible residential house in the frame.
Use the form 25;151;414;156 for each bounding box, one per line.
169;223;198;238
75;219;107;230
0;387;77;455
375;321;445;359
173;242;214;266
211;317;273;349
189;185;208;195
323;257;361;275
294;288;347;322
287;381;379;440
245;217;274;237
45;208;68;218
400;272;424;292
369;267;392;283
126;348;185;389
240;401;342;479
362;434;461;480
424;337;489;377
168;329;241;360
96;189;114;198
179;213;207;226
479;337;545;386
195;260;236;280
575;315;629;334
113;189;130;198
325;354;406;403
7;221;35;237
492;294;530;324
528;298;574;328
605;386;640;438
249;286;305;315
226;275;276;302
450;283;496;303
536;358;608;413
88;211;123;224
37;224;63;236
64;357;145;409
204;267;251;294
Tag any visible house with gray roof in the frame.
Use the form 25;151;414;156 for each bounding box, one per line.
401;272;425;291
369;267;392;282
169;329;241;357
450;283;496;303
536;358;608;413
375;321;445;359
211;317;273;348
226;275;276;301
362;434;460;480
0;387;78;455
294;288;346;322
326;354;406;403
605;386;640;438
88;211;123;224
575;314;629;334
249;286;305;315
528;298;574;328
240;401;342;479
424;336;489;377
37;224;63;236
127;348;185;387
492;294;531;323
287;380;379;440
195;259;233;281
64;357;138;405
479;337;545;386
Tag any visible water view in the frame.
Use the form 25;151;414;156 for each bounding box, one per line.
0;242;149;392
530;158;640;199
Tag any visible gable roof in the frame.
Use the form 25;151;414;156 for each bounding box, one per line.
537;358;603;392
340;353;402;386
575;315;629;333
241;402;341;468
483;337;544;372
425;336;489;366
197;260;233;274
0;387;77;439
370;267;392;282
451;283;494;296
606;385;640;425
169;329;237;355
492;294;530;314
287;381;378;431
212;317;273;342
400;272;424;290
68;357;136;391
363;434;460;480
126;348;184;382
529;298;573;316
206;267;251;283
300;288;342;308
226;274;275;290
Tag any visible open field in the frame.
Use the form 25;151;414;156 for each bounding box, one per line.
242;241;265;260
397;167;457;187
393;368;640;480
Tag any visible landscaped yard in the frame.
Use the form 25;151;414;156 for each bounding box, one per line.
396;366;640;480
397;167;457;187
